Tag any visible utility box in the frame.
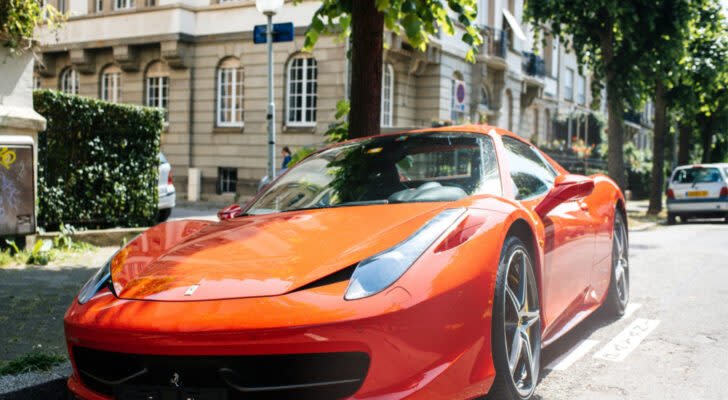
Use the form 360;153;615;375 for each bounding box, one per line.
0;136;35;236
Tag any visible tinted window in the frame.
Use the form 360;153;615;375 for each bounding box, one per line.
502;136;556;200
673;167;722;184
245;132;500;215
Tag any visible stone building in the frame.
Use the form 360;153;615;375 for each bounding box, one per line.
35;0;606;200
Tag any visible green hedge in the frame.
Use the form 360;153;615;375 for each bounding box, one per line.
33;90;163;229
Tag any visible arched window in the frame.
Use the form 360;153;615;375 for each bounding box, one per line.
101;64;122;103
145;61;169;122
60;67;79;94
381;63;394;127
480;86;489;108
216;57;244;127
286;55;318;126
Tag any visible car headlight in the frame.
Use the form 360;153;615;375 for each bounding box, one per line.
344;208;465;300
77;236;138;304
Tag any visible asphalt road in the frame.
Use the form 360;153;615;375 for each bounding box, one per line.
533;221;728;400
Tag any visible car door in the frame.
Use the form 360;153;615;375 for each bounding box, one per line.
500;136;595;330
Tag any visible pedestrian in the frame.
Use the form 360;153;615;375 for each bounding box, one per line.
281;146;292;169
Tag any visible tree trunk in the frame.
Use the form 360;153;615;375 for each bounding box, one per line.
348;1;384;139
647;80;667;215
600;26;627;190
700;117;714;163
678;121;691;165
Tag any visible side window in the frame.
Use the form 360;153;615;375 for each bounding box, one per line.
502;136;556;200
477;136;502;196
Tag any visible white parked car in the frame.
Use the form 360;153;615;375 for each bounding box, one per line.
666;163;728;224
157;152;176;222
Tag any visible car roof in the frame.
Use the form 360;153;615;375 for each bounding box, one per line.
673;163;728;170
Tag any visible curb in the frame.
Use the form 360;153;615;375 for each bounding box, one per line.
26;227;147;248
629;221;661;232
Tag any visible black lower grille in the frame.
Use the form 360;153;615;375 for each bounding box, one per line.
73;346;370;400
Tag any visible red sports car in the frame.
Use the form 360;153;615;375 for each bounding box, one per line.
65;125;629;400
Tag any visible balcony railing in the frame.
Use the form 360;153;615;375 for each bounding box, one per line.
480;26;507;59
522;52;546;77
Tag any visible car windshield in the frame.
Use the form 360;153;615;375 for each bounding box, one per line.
245;132;501;215
673;167;723;184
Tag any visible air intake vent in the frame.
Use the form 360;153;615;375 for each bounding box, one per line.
73;346;370;400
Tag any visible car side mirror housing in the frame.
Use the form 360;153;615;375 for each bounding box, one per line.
535;174;595;218
218;204;243;221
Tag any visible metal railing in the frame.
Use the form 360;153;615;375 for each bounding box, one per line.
522;52;546;77
480;26;508;59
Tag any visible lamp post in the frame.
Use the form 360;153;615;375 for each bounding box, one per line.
256;0;283;181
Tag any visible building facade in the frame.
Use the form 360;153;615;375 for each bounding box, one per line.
35;0;606;200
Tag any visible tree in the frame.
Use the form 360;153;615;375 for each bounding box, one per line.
1;0;63;54
670;0;728;164
525;0;655;190
295;0;482;139
632;0;694;215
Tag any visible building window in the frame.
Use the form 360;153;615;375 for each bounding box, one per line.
33;73;41;90
58;0;66;12
565;68;574;101
60;67;79;95
97;0;103;11
146;61;169;122
480;86;489;107
217;58;244;127
218;167;237;194
286;55;318;126
115;0;134;9
577;74;586;105
550;36;559;77
101;65;122;103
381;63;394;127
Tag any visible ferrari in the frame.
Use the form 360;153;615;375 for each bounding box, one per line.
65;125;629;400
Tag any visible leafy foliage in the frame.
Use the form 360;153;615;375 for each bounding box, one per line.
0;0;65;54
34;90;163;230
297;0;483;62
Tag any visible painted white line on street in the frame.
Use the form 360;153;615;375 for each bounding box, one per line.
593;318;660;362
545;339;599;371
623;303;642;319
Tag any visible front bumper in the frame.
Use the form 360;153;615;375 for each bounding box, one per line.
666;197;728;213
65;277;496;400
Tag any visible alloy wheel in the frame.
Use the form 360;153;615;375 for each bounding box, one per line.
503;248;540;397
613;215;629;307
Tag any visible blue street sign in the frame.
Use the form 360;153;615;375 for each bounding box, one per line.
254;22;294;44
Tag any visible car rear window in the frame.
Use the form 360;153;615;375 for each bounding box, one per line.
673;167;722;184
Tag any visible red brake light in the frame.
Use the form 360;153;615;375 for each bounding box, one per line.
720;186;728;198
168;170;173;185
667;189;675;199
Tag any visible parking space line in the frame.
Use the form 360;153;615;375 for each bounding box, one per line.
545;340;599;371
593;318;660;362
623;303;642;319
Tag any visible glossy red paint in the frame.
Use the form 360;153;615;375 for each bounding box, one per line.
64;125;624;400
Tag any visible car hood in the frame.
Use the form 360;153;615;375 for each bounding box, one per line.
111;203;452;301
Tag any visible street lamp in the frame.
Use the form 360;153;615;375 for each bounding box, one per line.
256;0;283;181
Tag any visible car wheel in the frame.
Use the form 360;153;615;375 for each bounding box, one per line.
489;236;541;400
603;211;629;317
157;208;172;222
667;212;676;225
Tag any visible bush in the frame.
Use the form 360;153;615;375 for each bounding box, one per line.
34;90;163;229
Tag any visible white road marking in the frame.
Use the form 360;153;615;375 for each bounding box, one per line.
593;318;660;362
545;339;599;371
623;303;642;319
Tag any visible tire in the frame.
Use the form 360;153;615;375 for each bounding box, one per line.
667;213;676;225
157;208;172;223
488;236;541;400
603;211;629;317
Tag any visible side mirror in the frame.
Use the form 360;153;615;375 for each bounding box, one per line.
535;174;595;218
218;204;243;221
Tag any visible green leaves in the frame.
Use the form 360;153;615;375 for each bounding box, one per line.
33;90;163;230
297;0;481;61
